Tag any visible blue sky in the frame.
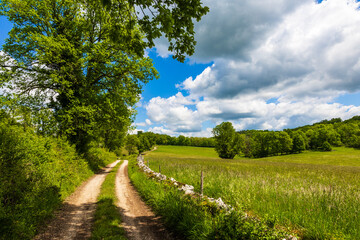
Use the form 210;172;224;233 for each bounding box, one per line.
2;0;360;137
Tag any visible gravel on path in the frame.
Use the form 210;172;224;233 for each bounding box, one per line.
33;160;120;240
115;160;175;240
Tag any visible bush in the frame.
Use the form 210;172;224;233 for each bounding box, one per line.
0;121;114;239
322;141;332;151
113;147;128;157
85;145;118;172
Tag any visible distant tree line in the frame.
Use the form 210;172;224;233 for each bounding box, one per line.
290;116;360;149
124;131;215;154
123;116;360;158
213;116;360;159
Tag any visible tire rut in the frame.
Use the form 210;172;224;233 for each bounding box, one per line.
34;160;120;240
115;160;175;240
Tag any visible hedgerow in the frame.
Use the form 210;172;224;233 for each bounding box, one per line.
0;120;116;240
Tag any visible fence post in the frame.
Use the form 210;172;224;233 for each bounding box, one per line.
200;169;204;197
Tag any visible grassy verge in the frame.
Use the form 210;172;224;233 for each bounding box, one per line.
128;155;292;240
91;160;127;240
0;121;118;240
146;145;360;239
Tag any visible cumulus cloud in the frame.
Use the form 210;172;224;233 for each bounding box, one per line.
179;0;360;100
192;0;306;62
146;92;203;132
135;118;153;127
147;126;175;135
145;119;152;125
146;0;360;135
147;126;213;137
147;91;360;132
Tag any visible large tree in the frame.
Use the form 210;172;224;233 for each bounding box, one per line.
212;122;242;159
0;0;208;152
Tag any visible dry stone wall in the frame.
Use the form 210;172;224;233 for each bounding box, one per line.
136;154;298;240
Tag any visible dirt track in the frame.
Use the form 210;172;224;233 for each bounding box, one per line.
115;160;174;240
34;160;120;240
33;159;176;240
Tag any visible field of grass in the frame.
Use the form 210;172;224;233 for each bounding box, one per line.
128;155;290;240
145;146;360;239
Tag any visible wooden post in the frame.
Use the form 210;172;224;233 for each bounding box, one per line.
200;169;204;197
159;165;161;174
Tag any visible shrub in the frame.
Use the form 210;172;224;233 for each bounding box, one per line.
0;121;114;239
85;145;117;172
322;141;332;151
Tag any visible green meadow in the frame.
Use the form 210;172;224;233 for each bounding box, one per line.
145;145;360;239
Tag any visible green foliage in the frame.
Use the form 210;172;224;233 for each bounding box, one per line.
147;145;360;239
0;0;209;152
0;118;117;239
334;121;360;148
307;124;341;150
154;133;215;147
321;141;332;151
128;156;290;239
290;131;306;153
125;132;157;153
91;161;126;240
85;145;118;172
0;122;94;239
125;134;140;155
291;115;360;149
138;133;152;153
98;0;210;62
113;147;128;157
239;130;293;158
0;0;158;152
176;135;189;146
141;115;360;159
212;122;242;159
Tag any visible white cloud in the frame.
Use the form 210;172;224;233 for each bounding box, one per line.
191;0;306;62
146;0;360;135
145;119;152;125
182;0;360;100
146;92;203;132
147;126;175;135
135;118;153;127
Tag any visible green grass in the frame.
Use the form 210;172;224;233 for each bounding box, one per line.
91;160;127;240
128;155;290;240
145;146;360;239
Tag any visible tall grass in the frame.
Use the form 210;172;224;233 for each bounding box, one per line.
146;146;360;239
128;155;291;239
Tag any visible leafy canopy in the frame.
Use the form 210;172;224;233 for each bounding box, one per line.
212;122;242;159
99;0;209;62
0;0;208;152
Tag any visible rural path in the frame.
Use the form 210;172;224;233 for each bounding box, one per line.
34;160;120;240
115;160;175;240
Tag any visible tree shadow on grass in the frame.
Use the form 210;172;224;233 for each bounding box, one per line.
91;198;126;240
